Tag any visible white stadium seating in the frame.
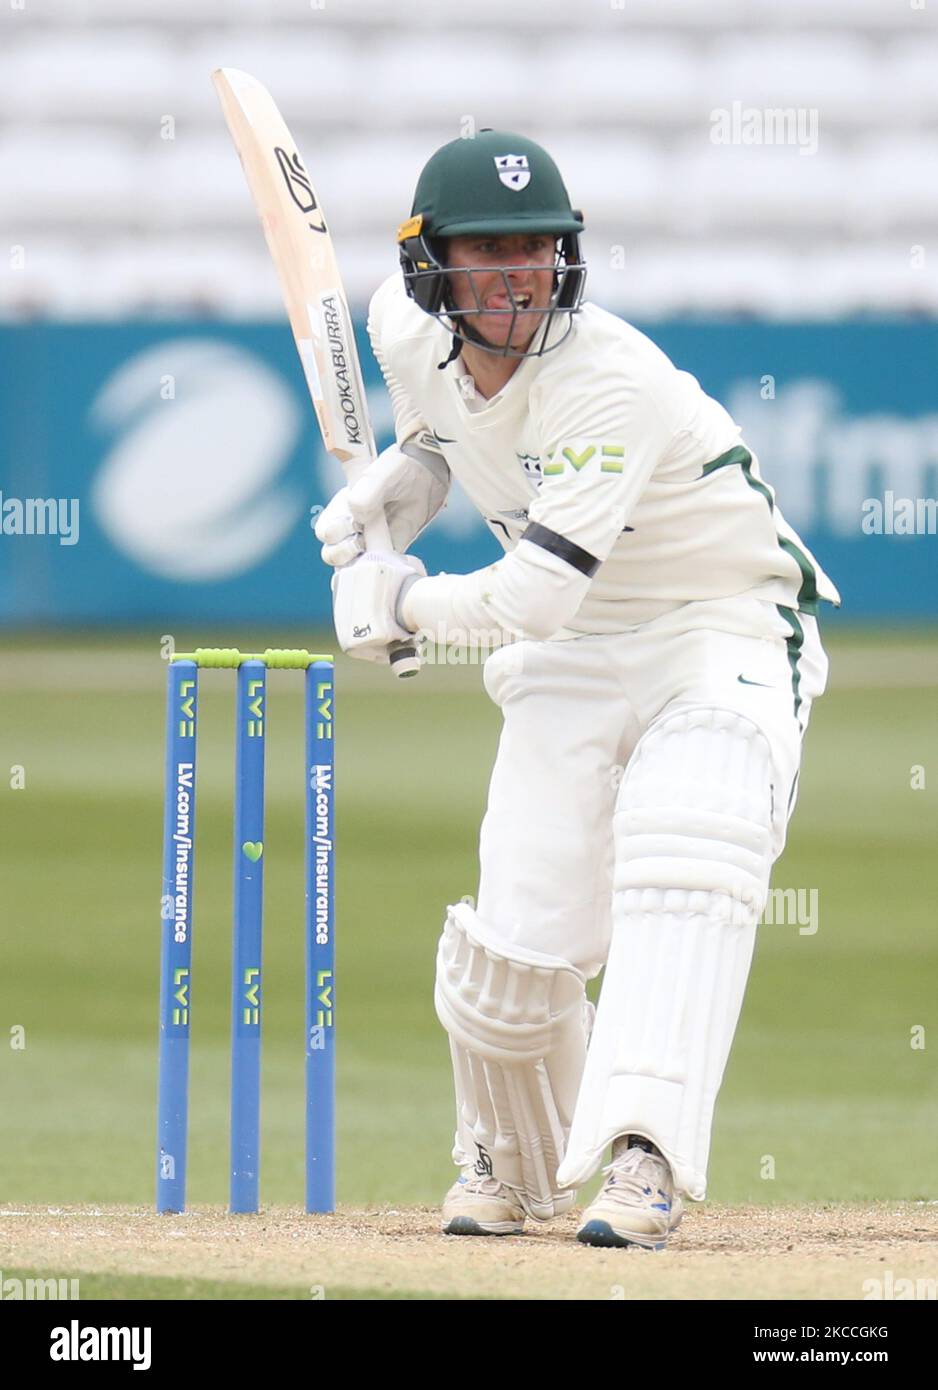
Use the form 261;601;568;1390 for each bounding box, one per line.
0;0;935;317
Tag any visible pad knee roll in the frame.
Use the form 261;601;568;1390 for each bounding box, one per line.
614;707;774;920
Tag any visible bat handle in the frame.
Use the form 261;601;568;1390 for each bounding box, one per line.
388;640;421;678
362;513;422;679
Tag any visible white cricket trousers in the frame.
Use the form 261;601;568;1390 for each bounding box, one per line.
475;595;829;976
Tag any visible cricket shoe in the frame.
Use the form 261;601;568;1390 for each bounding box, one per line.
576;1135;684;1250
441;1170;527;1236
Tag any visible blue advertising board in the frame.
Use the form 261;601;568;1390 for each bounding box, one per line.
0;317;935;625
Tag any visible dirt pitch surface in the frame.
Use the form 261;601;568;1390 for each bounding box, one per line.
2;1203;936;1300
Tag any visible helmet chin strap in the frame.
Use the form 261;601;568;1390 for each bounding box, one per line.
436;334;463;371
436;301;493;370
436;303;546;371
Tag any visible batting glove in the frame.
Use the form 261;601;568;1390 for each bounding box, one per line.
315;443;447;569
331;549;427;663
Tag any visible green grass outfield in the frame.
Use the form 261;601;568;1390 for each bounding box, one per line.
1;627;935;1212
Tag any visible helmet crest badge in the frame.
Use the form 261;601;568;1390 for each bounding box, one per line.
494;154;531;192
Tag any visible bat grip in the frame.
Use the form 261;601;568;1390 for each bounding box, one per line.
362;513;421;679
388;640;421;678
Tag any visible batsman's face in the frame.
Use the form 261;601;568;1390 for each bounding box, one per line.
445;234;556;350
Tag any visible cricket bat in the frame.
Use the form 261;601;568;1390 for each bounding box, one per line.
213;66;420;678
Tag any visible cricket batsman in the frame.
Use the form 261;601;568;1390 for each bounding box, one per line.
315;130;840;1248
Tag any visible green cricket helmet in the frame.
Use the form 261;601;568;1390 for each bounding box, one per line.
397;130;586;359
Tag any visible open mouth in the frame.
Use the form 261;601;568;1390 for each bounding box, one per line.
485;291;533;311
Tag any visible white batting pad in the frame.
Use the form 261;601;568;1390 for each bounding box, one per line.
435;902;590;1220
557;707;775;1200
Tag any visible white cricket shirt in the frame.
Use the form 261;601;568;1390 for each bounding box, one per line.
368;273;840;637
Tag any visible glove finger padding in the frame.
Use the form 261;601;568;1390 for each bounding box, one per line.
315;485;363;568
321;532;365;568
344;446;416;522
314;449;414;562
315;443;450;567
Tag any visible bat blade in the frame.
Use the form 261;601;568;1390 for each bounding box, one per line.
213;66;374;479
213;67;421;676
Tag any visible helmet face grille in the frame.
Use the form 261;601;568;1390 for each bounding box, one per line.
398;231;587;360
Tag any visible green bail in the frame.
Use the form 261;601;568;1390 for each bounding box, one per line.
171;649;333;669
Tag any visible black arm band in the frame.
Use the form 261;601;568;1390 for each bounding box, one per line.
521;521;601;578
